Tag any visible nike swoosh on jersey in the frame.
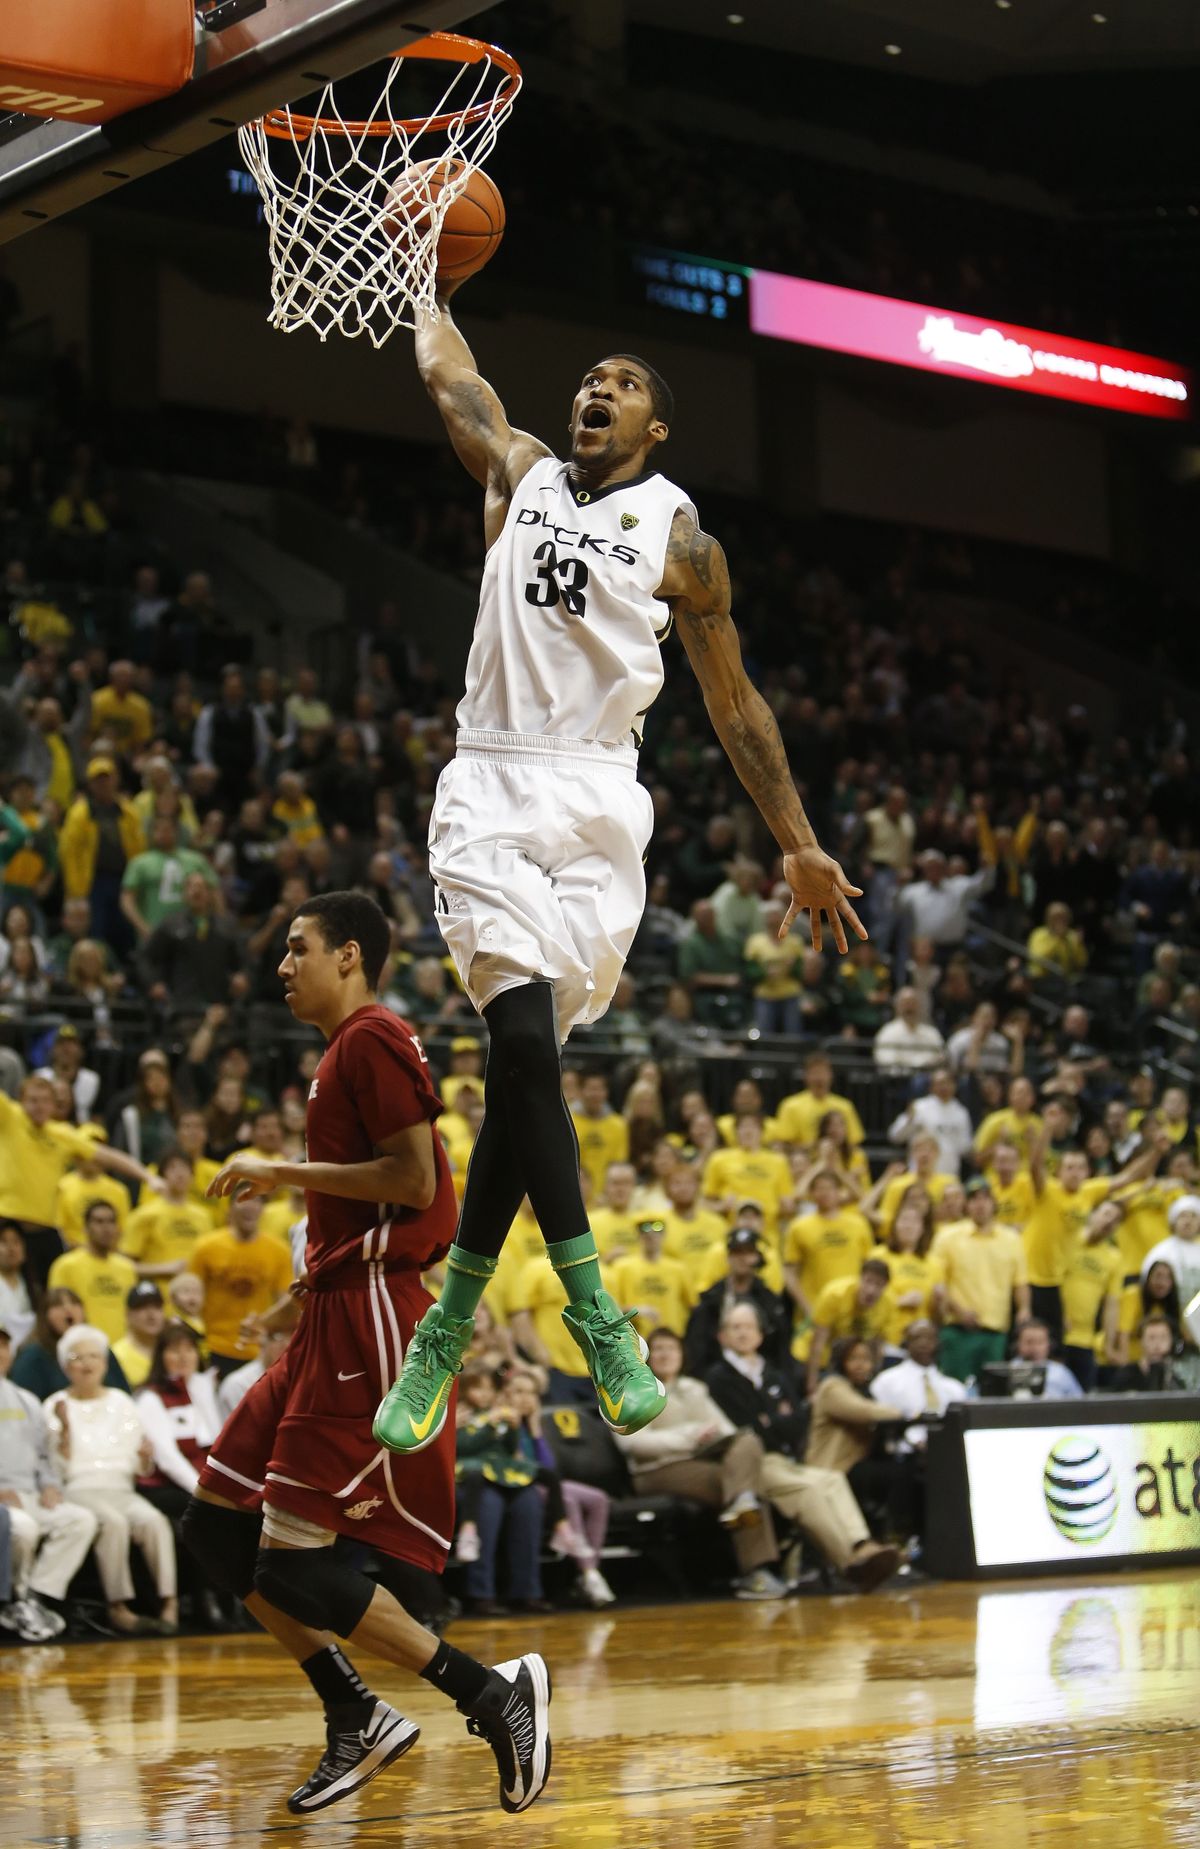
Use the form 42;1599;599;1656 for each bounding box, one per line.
409;1378;452;1442
338;1371;365;1382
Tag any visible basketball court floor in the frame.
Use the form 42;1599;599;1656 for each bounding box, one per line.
4;1568;1197;1848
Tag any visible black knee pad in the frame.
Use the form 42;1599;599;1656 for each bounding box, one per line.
253;1545;376;1640
486;982;561;1089
181;1498;261;1600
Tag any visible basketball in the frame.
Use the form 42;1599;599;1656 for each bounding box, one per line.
382;158;505;282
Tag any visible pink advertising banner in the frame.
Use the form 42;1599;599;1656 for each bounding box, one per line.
750;270;1192;420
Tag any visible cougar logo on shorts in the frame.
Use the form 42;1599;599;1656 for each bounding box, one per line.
344;1496;384;1521
620;512;639;530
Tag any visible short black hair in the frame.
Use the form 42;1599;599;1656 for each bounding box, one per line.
598;353;674;426
294;892;391;991
84;1198;118;1223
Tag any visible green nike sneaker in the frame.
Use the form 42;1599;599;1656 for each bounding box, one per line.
561;1290;667;1435
373;1304;474;1455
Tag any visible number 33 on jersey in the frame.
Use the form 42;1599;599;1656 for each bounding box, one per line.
456;455;697;748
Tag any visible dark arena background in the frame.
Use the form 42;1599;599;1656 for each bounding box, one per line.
0;3;1198;1846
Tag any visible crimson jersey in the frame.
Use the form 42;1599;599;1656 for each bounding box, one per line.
303;1004;456;1285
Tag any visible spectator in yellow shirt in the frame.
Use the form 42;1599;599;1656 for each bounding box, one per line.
258;1185;307;1251
439;1035;484;1112
982;1140;1036;1233
270;771;324;847
610;1219;694;1341
121;1151;213;1279
715;1078;782;1150
873;1135;954;1239
190;1196;293;1376
571;1072;630;1202
776;1054;865;1151
509;1250;617;1403
973;1076;1043;1168
110;1280;167;1388
1027;902;1088;981
488;1199;546;1326
1024;1135;1163;1336
872;1197;943;1346
783;1170;874;1349
661;1160;728;1270
589;1163;642;1260
1059;1200;1126;1389
46;1201;138;1343
806;1259;893;1394
235;1107;291;1203
702;1113;793;1234
89;661;154;753
935;1180;1030;1381
55;1151;131;1250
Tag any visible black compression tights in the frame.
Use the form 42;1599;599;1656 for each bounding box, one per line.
454;981;589;1259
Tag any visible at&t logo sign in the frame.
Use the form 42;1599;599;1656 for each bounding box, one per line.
1043;1436;1119;1544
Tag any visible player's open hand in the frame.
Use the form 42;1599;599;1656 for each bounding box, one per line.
207;1154;280;1201
780;846;868;954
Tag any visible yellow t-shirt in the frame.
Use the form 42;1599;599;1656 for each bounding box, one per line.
148;1157;227;1228
0;1094;106;1225
775;1089;865;1149
716;1111;782;1147
487;1213;546;1324
55;1171;131;1249
90;685;154;750
812;1273;891;1344
121;1197;214;1271
1022;1177;1111;1288
869;1243;943;1345
258;1195;305;1249
46;1247;138;1343
571;1110;630;1201
111;1334;154;1389
877;1171;952;1241
937;1224;1028;1332
783;1210;874;1304
694;1240;784;1297
511;1254;616;1378
973;1108;1044;1166
271;795;323;846
589;1206;643;1260
701;1148;793;1231
191;1231;293;1359
1113;1183;1178;1277
662;1207;728;1270
984;1168;1036;1232
438;1110;476;1177
610;1252;694;1339
1060;1237;1124;1350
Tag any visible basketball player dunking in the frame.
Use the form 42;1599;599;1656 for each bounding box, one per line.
182;892;552;1817
375;285;867;1454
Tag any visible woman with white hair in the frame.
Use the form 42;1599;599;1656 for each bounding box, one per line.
44;1324;178;1634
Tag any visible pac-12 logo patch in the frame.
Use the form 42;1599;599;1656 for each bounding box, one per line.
620;512;640;530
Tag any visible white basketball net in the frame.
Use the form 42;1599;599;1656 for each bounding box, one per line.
238;39;520;348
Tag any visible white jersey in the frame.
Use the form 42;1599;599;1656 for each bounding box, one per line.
456;456;696;748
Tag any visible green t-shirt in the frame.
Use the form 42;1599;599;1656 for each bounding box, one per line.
121;847;217;928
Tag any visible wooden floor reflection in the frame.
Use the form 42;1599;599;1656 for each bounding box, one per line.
3;1569;1198;1849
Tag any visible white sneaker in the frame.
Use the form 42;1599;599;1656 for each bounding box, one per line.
719;1490;762;1530
454;1527;481;1565
26;1598;66;1638
580;1566;616;1607
5;1598;58;1642
551;1523;588;1560
733;1568;788;1602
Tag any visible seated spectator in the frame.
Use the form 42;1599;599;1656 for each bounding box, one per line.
873;987;947;1072
47;1201;138;1344
1011;1319;1083;1399
685;1226;792;1377
795;950;839;1037
462;1298;518;1387
935;1179;1030;1382
217;1321;291;1419
111;1282;166;1390
888;1065;973;1178
805;1337;913;1539
0;1221;35;1349
806;1258;893;1395
706;1307;901;1590
0;938;49;1005
711;856;763;943
168;1271;207;1351
1112;1315;1188;1392
610;1217;693;1340
945;1002;1016;1078
503;1368;615;1607
11;1287;130;1398
618;1326;789;1601
836;941;893;1038
1027;902;1088;981
868;1319;966;1447
46;1323;177;1634
0;1321;96;1641
191;1195;293;1378
135;1320;228;1627
271;770;324;847
677;899;746;1027
452;1363;548;1616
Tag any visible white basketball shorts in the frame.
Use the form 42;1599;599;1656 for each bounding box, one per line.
428;730;654;1040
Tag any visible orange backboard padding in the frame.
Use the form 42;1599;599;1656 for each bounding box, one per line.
0;0;195;125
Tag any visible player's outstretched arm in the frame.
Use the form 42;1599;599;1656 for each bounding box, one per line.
662;510;867;954
415;286;551;517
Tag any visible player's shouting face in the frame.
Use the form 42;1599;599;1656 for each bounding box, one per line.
569;358;668;471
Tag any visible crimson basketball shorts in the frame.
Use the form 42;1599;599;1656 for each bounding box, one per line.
198;1259;455;1575
429;731;654;1041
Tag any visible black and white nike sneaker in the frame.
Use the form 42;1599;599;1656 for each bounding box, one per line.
460;1653;553;1814
287;1700;420;1814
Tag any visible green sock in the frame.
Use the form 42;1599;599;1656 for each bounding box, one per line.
438;1245;498;1323
547;1233;604;1306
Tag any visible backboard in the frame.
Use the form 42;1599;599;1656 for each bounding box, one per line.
0;0;489;245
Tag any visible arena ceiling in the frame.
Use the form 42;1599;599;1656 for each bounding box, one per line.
627;0;1200;82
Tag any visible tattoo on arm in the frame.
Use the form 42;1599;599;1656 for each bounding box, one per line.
445;379;500;443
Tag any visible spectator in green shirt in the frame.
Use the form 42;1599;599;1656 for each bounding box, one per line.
677;898;748;1028
118;815;219;943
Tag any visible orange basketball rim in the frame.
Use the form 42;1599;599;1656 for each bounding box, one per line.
259;34;522;142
